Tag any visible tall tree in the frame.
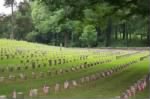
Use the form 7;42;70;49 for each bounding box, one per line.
4;0;16;39
105;17;112;46
15;0;33;40
105;0;150;45
79;25;97;47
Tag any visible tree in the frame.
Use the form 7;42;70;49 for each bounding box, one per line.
14;0;33;40
71;20;83;46
0;14;12;38
1;0;149;47
31;1;65;44
105;0;150;45
4;0;16;39
79;25;97;47
105;17;112;46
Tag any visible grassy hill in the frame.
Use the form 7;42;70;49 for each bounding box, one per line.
0;39;149;99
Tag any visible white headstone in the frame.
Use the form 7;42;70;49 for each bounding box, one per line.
80;77;85;83
12;90;16;99
29;89;38;97
101;72;106;77
130;86;136;96
17;92;24;99
85;76;90;82
19;73;26;80
9;75;16;80
72;80;77;86
0;95;7;99
32;72;36;79
64;81;69;89
54;83;60;93
0;77;5;82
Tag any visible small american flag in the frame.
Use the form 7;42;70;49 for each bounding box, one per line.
43;86;49;94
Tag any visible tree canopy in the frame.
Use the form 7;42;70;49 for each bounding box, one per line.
0;0;149;47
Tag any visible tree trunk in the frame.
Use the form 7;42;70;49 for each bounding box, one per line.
122;23;126;40
96;26;101;43
119;25;122;39
126;31;128;41
129;32;132;40
71;32;73;45
56;32;59;46
64;32;68;47
105;17;112;47
10;3;14;39
126;23;129;46
115;25;118;40
141;35;143;40
119;30;122;39
148;10;150;46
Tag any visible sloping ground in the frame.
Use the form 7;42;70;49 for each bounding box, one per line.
135;87;149;99
46;59;149;98
0;39;149;98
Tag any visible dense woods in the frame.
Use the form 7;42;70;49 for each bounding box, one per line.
0;0;149;47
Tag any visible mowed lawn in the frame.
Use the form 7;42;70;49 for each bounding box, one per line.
0;55;148;98
0;39;149;98
38;58;149;98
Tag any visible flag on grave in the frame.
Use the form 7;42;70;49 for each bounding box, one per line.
43;85;50;94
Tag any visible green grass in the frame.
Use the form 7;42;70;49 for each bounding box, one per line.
0;39;149;98
35;58;149;98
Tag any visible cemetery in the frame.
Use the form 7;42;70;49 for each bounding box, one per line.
0;0;150;98
0;39;149;99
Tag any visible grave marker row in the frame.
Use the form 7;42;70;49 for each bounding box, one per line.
120;74;150;99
